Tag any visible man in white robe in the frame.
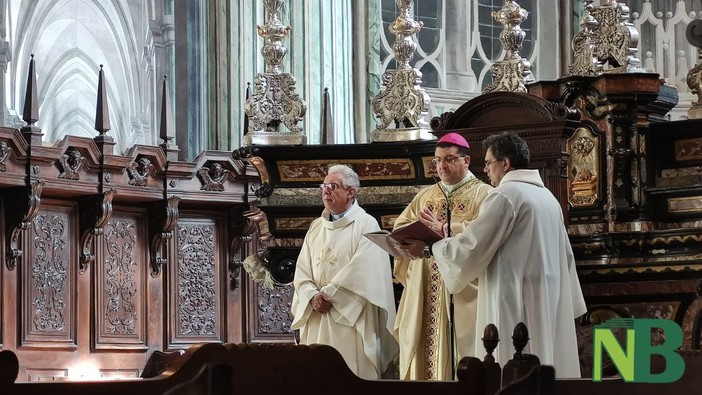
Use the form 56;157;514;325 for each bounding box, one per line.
291;164;398;380
400;132;586;378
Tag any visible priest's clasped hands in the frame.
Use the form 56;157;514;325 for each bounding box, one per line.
311;292;332;313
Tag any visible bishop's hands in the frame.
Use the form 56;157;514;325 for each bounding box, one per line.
418;207;445;236
397;239;428;260
311;292;332;313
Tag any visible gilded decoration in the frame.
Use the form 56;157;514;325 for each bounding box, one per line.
667;197;702;214
274;217;316;231
675;137;702;161
423;259;443;380
567;127;600;207
277;158;415;182
380;215;399;231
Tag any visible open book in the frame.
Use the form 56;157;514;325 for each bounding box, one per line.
364;220;443;258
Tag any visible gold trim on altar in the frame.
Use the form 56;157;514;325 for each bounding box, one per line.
668;196;702;214
276;158;416;182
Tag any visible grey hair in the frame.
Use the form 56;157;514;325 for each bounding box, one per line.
328;164;361;193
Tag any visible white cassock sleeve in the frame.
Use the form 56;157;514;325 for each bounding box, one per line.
290;225;321;330
431;191;516;294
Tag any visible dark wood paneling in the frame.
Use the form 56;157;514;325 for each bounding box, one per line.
94;209;148;350
21;204;77;350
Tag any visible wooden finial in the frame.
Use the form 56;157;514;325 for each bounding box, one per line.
95;64;112;136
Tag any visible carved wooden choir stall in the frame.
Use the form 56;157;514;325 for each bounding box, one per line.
0;60;263;381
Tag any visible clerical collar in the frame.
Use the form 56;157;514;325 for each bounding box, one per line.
329;201;354;221
441;171;476;194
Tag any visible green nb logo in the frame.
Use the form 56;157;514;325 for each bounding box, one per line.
593;318;685;383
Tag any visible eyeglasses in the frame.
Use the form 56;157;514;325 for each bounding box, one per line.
484;159;502;170
431;156;466;165
319;183;344;191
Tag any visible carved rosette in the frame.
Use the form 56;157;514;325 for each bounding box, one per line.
568;0;603;76
483;1;533;93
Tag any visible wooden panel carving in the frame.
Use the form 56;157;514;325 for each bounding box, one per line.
22;206;76;349
258;284;293;335
168;217;223;348
94;210;147;350
247;281;294;342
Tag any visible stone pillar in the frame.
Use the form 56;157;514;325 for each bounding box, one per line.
0;0;9;126
444;0;476;91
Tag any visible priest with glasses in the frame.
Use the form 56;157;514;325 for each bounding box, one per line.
291;164;398;379
393;133;492;380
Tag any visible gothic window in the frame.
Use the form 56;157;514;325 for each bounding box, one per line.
378;0;537;92
380;0;444;88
